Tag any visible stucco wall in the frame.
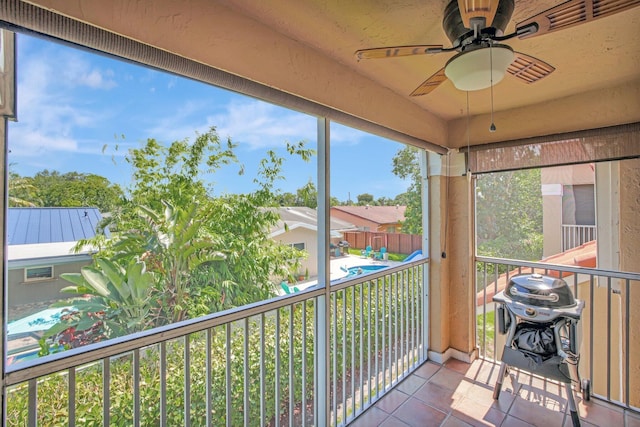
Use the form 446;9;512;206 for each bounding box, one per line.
8;260;88;308
272;227;319;279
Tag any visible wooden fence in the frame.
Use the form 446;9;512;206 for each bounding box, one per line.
342;231;421;255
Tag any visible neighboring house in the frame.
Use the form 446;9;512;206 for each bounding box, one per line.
330;205;406;233
269;207;357;278
542;164;596;257
7;207;107;308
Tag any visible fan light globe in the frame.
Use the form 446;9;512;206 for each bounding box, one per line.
444;45;514;91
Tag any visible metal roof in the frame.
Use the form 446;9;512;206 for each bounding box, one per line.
7;207;107;246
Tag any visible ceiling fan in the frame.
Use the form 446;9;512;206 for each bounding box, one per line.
355;0;640;96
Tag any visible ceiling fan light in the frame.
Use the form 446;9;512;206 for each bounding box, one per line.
444;45;514;91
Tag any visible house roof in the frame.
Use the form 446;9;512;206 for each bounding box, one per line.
476;240;597;306
331;206;406;225
270;206;357;238
7;207;106;246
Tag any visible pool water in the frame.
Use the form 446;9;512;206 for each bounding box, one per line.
346;265;387;277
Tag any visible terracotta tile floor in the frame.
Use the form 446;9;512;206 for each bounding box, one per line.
351;359;640;427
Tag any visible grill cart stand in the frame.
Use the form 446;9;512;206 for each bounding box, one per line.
492;274;591;427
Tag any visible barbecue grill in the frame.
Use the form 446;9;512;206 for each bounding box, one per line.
493;273;591;427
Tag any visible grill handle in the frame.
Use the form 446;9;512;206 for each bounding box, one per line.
509;287;559;302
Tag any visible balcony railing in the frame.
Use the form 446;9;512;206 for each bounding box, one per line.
475;256;640;412
4;258;428;426
561;224;597;251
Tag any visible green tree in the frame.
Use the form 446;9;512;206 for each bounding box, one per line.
391;146;422;234
7;170;39;207
475;169;543;260
296;180;317;208
26;170;123;212
356;193;375;205
55;127;311;345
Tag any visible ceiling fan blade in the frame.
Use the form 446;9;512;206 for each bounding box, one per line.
517;0;640;39
410;68;447;96
355;45;443;60
507;52;555;84
457;0;499;28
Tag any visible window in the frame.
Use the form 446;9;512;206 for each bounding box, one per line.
25;266;54;281
291;243;305;251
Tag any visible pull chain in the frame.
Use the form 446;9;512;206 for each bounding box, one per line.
489;44;496;132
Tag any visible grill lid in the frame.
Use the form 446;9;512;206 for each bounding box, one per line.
505;273;575;308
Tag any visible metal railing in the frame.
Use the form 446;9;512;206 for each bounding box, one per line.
4;258;427;426
475;256;640;411
561;224;596;251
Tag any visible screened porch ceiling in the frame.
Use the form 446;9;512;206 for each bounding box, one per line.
17;0;640;152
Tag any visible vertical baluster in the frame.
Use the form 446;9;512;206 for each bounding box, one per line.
104;356;111;427
402;270;407;374
275;310;281;427
245;318;250;427
206;331;213;427
134;349;141;427
351;285;356;420
260;313;266;427
160;343;166;427
342;289;347;424
332;294;337;427
482;262;488;359
28;378;36;427
589;275;595;392
410;266;415;364
226;323;232;427
359;283;364;412
381;276;386;391
606;276;612;400
289;305;295;427
69;367;76;427
388;274;393;387
493;264;499;360
625;279;630;407
367;279;372;403
302;301;307;425
375;277;379;398
184;337;191;427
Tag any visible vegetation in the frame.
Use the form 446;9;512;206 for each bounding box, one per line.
40;128;312;351
8;273;424;427
8;169;124;212
391;146;423;234
475;169;543;261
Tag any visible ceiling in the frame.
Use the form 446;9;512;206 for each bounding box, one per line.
20;0;640;150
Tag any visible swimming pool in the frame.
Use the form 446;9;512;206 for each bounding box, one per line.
346;265;388;277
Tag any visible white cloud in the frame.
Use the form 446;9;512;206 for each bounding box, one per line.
9;41;119;161
207;100;315;150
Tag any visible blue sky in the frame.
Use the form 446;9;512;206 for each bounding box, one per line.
8;34;410;202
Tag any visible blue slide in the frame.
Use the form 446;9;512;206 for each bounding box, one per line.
403;250;422;262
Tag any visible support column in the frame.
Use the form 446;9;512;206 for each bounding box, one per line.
427;151;476;363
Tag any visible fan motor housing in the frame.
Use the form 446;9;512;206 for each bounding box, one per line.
443;0;515;46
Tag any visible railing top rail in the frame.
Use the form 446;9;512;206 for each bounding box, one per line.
5;259;426;385
475;256;640;281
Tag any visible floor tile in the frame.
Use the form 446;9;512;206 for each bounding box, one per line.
412;381;459;413
350;406;389;427
413;361;441;380
396;374;427;395
393;397;448;427
379;416;411;427
500;415;536;426
574;397;624;427
451;396;506;427
429;368;472;393
441;415;473;427
459;382;515;413
507;396;566;426
626;410;640;427
376;389;410;414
